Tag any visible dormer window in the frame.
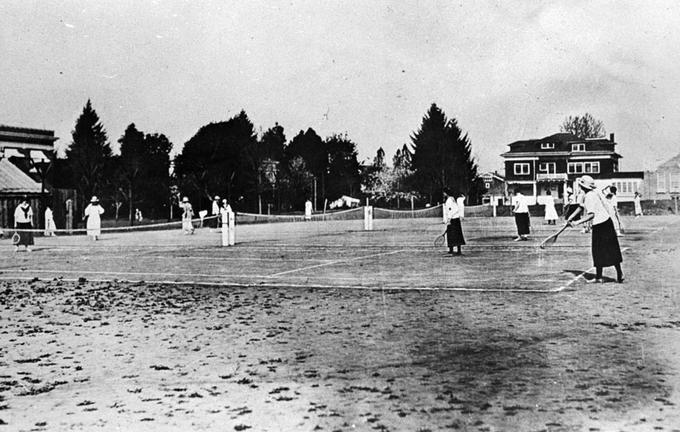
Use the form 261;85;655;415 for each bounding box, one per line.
540;142;555;149
572;143;586;152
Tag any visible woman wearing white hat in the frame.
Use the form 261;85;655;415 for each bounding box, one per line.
567;175;624;283
181;197;194;234
84;196;105;241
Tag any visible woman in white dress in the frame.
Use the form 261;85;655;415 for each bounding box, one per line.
44;206;57;236
181;197;194;234
543;190;558;225
84;196;104;240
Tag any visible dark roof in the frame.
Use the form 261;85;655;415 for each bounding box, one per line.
508;133;580;147
0;125;55;137
0;158;42;193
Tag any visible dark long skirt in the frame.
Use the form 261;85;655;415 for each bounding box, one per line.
591;218;622;267
15;222;34;246
514;212;530;235
446;218;466;247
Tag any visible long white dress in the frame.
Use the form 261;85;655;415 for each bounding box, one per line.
84;204;104;237
543;195;558;221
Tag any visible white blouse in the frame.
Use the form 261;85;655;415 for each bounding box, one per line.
583;190;611;225
443;197;460;222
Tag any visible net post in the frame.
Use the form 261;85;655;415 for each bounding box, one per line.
364;205;373;231
222;211;235;247
228;211;235;245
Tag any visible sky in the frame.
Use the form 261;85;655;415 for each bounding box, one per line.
2;0;680;173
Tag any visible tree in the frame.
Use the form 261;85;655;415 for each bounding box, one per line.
410;103;481;203
65;100;113;215
324;133;361;200
140;132;172;219
278;156;314;211
116;125;173;223
174;110;258;211
117;123;145;224
560;113;605;139
286;128;326;208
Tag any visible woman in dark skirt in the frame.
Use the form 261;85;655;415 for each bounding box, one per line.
568;175;623;283
512;189;531;241
13;196;34;252
443;189;465;255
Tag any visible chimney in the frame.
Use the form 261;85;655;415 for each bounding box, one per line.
610;133;615;142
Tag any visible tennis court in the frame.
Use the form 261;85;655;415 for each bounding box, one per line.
0;213;659;292
1;213;680;431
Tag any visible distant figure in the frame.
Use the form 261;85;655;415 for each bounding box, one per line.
605;186;623;236
543;190;558;225
181;197;194;235
456;194;466;219
44;206;57;236
84;196;105;241
13;196;34;252
212;195;221;228
512;189;530;241
304;199;313;221
634;192;643;217
135;208;143;223
442;189;465;255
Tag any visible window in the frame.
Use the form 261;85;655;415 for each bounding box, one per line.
572;143;586;152
671;173;680;192
538;162;556;174
514;163;530;175
540;142;555;149
568;161;599;174
657;172;667;192
485;182;491;189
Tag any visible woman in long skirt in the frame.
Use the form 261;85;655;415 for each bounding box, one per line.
442;189;465;255
84;196;105;240
44;206;57;236
512;189;530;241
181;197;195;234
568;175;624;283
13;197;34;252
543;190;558;225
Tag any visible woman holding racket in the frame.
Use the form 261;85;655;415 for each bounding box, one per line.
442;189;465;255
13;196;34;252
568;175;624;283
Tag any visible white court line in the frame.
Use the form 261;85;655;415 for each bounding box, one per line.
555;246;631;292
267;249;407;277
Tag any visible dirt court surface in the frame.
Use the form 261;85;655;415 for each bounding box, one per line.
1;215;679;431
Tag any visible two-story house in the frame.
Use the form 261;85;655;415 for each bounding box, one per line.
501;133;643;204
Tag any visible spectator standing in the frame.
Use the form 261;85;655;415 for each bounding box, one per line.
84;196;105;241
13;196;34;252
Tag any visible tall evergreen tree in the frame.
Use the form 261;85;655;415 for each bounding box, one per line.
65;100;113;213
410;103;481;203
117;123;146;224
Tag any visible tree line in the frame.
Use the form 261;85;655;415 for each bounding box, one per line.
50;100;484;223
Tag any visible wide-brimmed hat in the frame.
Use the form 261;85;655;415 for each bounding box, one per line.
90;196;99;203
577;175;596;190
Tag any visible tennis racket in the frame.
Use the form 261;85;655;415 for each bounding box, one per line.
12;232;21;245
434;231;447;247
539;224;569;249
